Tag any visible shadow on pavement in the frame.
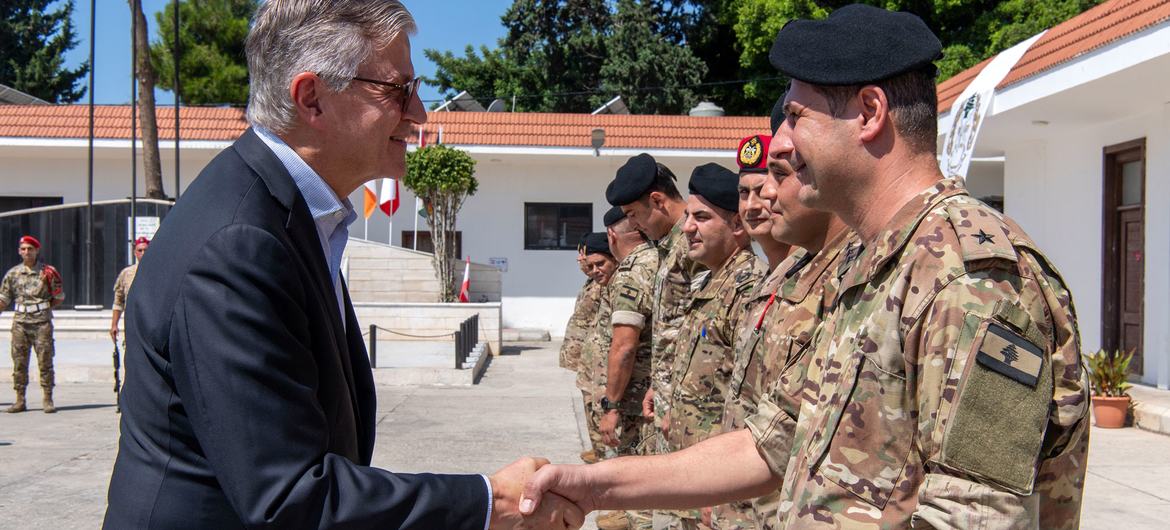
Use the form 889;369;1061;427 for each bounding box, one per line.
498;344;542;356
53;403;117;412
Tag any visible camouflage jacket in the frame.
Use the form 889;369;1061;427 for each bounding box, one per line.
575;280;614;396
604;242;659;415
112;263;141;313
650;217;706;417
0;262;65;324
774;179;1090;529
664;248;764;449
559;278;603;371
716;230;855;530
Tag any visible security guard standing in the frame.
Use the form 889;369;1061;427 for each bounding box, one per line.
758;5;1089;527
0;236;65;413
560;235;604;372
110;236;150;343
575;232;619;464
605;154;705;452
660;163;766;530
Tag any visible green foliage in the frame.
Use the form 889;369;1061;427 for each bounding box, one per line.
0;0;88;103
404;146;479;302
150;0;256;106
427;0;1105;115
1087;349;1135;398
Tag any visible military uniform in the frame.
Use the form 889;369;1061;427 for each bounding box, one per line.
601;241;658;455
750;179;1089;528
560;278;603;371
714;229;855;530
649;218;705;434
1;261;64;409
656;248;764;529
112;262;141;315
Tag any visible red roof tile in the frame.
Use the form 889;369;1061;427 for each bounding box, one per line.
0;104;770;151
938;0;1170;112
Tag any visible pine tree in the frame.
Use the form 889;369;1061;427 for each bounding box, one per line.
0;0;89;103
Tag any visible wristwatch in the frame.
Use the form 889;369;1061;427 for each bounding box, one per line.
599;397;622;412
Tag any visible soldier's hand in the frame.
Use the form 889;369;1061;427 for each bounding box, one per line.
641;390;654;419
600;410;620;447
109;325;119;343
701;507;712;527
661;412;671;439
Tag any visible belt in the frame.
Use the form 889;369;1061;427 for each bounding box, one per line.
13;302;49;314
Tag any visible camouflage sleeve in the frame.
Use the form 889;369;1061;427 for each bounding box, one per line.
112;269;129;312
0;271;11;307
743;397;796;478
49;268;65;302
610;267;652;329
910;263;1086;528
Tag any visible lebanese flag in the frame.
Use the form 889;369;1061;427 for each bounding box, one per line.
362;180;378;219
379;178;400;216
458;256;471;303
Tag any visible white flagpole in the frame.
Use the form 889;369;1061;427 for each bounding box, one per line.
364;217;369;240
412;196;420;250
388;218;393;246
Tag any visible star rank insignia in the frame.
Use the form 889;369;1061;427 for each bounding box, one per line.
974;229;995;245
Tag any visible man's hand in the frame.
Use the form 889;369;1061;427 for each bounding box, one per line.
661;411;671;439
701;506;712;527
109;323;119;343
600;410;620;447
641;390;654;419
519;464;599;518
490;457;585;529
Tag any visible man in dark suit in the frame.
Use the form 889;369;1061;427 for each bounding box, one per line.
103;2;581;528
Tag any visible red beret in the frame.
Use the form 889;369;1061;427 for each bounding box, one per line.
134;237;151;246
737;135;770;173
19;236;40;249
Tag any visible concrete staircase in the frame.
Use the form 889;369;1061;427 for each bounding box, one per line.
0;310;116;341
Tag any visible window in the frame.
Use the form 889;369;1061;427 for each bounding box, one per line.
524;203;592;250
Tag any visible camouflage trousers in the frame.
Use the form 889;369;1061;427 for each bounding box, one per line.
11;320;54;390
582;390;607;454
710;493;779;530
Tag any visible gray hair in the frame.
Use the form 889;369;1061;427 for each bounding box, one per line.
245;0;417;133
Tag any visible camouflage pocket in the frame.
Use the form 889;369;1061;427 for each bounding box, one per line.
816;345;913;509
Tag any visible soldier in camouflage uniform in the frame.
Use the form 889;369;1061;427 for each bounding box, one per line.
575;232;619;462
712;134;855;529
560;236;604;372
657;163;766;530
594;207;659;530
604;153;705;453
110;237;150;344
749;6;1090;528
519;7;1088;530
0;236;65;413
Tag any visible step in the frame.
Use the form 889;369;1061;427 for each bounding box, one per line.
502;328;551;342
1131;384;1170;437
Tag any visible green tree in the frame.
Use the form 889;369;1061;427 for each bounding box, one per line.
426;0;611;112
403;146;479;303
597;0;707;114
150;0;256;106
0;0;88;103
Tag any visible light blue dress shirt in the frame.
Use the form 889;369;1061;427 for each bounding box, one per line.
252;126;493;526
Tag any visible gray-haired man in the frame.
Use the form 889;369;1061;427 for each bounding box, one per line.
103;2;581;529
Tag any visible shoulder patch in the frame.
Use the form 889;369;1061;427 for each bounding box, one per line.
945;199;1016;263
976;322;1043;387
618;284;641;302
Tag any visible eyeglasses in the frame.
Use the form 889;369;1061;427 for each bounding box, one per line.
350;76;421;112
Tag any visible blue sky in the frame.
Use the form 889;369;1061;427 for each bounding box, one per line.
63;0;512;106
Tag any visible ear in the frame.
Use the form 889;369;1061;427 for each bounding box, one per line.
857;85;891;144
648;191;667;211
289;72;329;130
729;212;748;238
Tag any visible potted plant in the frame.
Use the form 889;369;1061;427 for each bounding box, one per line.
1086;349;1134;428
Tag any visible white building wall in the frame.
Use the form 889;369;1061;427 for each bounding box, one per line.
1003;112;1170;388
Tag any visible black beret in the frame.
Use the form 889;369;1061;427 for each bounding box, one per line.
687;163;739;212
606;153;658;206
770;97;785;135
603;206;626;227
770;4;941;86
583;232;611;257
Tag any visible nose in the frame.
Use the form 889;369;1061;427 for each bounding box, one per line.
404;87;428;126
682;212;698;236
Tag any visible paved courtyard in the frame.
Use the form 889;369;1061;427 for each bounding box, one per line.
0;341;1168;528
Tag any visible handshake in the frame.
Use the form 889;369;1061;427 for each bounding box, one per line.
488;457;591;530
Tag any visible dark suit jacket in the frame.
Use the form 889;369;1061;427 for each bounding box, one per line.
104;129;489;529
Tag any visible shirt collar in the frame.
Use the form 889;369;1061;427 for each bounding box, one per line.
253;125;354;228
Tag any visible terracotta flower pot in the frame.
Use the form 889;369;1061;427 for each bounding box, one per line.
1092;395;1131;428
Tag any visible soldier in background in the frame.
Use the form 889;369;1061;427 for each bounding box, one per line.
713;133;855;530
0;236;65;413
604;153;705;453
575;232;618;465
560;235;603;372
658;163;766;530
595;206;658;530
110;237;151;344
733;134;791;270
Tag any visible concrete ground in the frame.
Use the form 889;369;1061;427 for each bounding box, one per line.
0;340;1168;529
